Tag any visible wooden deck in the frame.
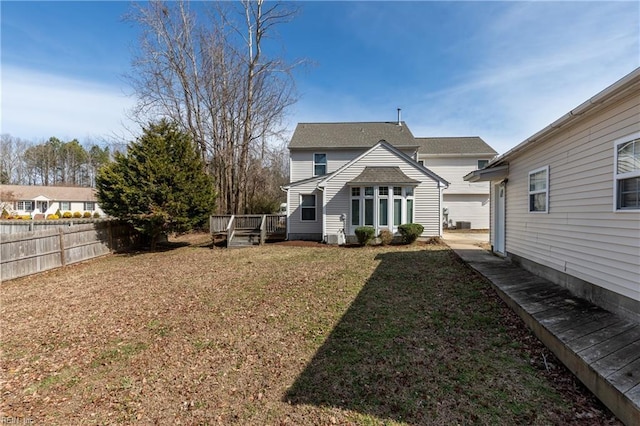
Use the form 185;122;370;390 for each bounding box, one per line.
445;242;640;425
210;214;286;247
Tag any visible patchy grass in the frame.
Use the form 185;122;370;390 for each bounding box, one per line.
1;234;619;424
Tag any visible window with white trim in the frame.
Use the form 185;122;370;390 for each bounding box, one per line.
350;185;416;229
300;194;316;221
60;201;71;211
528;166;549;213
378;187;388;226
84;202;95;211
313;153;327;176
615;137;640;210
364;187;374;226
16;201;34;211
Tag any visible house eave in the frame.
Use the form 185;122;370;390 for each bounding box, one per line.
463;165;509;182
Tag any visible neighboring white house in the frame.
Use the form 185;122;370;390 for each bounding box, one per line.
284;121;451;242
0;185;105;218
415;137;497;229
464;67;640;322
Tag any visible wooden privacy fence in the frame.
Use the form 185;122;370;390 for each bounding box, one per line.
0;221;141;282
0;218;101;235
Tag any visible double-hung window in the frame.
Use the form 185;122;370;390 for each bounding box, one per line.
615;137;640;210
313;153;327;176
84;202;95;211
528;166;549;213
301;194;316;221
60;201;71;211
17;201;34;211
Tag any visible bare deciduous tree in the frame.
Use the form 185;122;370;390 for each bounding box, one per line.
127;0;300;214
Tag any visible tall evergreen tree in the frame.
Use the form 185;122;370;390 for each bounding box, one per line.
96;120;216;250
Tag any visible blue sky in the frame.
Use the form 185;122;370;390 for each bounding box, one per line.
2;1;639;155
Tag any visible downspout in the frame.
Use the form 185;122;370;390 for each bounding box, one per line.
318;185;326;243
279;185;289;241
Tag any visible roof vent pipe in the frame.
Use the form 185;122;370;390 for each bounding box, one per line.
397;108;402;126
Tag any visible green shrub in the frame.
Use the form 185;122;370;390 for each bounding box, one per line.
378;229;393;246
1;208;9;219
398;223;424;244
354;226;375;246
73;211;82;218
55;208;62;218
83;211;92;218
93;212;101;218
63;211;73;218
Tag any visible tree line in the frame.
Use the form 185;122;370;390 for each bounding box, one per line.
0;134;110;187
3;0;298;217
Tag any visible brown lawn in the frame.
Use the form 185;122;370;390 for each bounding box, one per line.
0;234;620;425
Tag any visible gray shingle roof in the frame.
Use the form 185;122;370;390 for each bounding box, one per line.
414;137;497;155
289;122;418;149
0;185;98;202
347;167;420;185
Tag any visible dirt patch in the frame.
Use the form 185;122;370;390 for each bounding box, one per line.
0;233;620;425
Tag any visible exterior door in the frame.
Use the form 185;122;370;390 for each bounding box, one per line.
37;201;48;214
494;183;505;254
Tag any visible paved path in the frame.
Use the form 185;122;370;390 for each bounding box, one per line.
442;233;640;426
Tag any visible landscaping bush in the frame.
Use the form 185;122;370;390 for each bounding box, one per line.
55;208;62;218
73;212;82;218
46;214;59;220
93;212;101;218
378;229;393;246
83;211;92;218
63;211;73;219
354;226;375;246
20;215;32;220
398;223;424;244
1;208;9;219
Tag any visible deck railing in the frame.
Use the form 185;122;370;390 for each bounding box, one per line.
210;214;286;246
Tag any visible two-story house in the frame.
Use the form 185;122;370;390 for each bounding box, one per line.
283;121;450;243
415;137;497;229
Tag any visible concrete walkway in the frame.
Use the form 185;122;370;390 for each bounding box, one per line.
442;233;640;426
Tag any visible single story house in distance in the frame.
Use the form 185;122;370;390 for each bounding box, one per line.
284;121;450;243
464;67;640;322
0;184;105;218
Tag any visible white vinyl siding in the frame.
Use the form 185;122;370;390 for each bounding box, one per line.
422;156;492;228
501;90;640;302
290;147;418;182
322;144;442;238
443;194;491;229
420;156;492;195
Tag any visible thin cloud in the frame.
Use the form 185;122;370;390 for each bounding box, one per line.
1;66;136;143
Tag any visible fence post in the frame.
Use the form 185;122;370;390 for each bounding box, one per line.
58;228;66;267
108;221;114;252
